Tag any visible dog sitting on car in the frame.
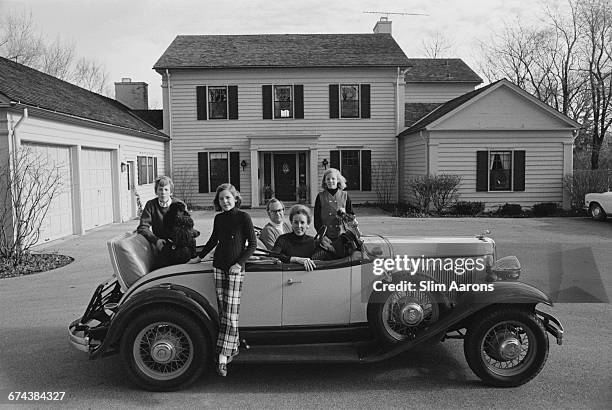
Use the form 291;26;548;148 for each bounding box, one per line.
162;202;200;265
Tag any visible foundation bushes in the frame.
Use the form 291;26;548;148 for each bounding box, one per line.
532;202;559;217
451;201;485;216
497;203;523;216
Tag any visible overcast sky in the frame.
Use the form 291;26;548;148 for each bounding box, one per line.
1;0;557;108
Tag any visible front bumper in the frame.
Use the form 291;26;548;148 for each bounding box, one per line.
69;318;91;352
536;309;564;345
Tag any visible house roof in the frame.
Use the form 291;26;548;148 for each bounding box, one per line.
0;57;167;138
130;109;164;130
153;34;411;69
405;103;443;127
398;79;581;137
403;59;482;83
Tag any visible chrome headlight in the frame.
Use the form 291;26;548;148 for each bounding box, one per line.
490;256;521;280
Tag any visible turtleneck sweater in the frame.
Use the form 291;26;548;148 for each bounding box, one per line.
271;232;316;263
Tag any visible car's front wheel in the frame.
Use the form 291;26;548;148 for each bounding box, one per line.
120;308;209;391
589;203;607;221
464;308;549;387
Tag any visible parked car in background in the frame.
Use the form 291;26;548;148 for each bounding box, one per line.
585;192;612;221
69;231;563;391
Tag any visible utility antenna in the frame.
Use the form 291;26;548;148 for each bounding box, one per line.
363;11;429;19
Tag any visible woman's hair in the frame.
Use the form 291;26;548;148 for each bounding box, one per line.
289;204;312;224
265;198;285;212
212;183;242;211
321;168;347;190
154;175;174;193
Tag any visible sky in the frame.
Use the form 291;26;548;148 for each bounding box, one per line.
1;0;558;108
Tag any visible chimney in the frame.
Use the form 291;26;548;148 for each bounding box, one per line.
373;17;392;34
114;78;149;110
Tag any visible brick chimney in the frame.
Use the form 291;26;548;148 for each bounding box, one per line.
114;78;149;110
373;17;392;34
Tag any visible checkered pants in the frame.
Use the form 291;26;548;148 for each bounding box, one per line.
213;267;244;358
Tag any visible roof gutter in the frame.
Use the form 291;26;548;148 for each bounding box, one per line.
9;105;28;152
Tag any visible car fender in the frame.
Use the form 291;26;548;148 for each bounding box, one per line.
91;284;219;359
362;281;552;362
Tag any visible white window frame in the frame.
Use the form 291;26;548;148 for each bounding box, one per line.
488;150;514;192
339;84;360;119
339;149;362;190
208;86;229;120
208;151;230;189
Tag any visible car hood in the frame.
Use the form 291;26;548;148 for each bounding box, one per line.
383;236;495;258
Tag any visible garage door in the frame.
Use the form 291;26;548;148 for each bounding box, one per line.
81;148;114;230
22;143;74;243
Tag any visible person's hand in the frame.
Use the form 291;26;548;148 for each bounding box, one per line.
229;263;242;275
187;256;202;264
296;257;316;271
319;236;335;253
155;239;166;251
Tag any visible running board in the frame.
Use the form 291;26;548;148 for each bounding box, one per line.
232;342;376;363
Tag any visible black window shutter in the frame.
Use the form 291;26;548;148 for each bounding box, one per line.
262;85;272;119
330;150;340;169
360;84;370;118
513;150;526;191
294;84;304;119
329;84;339;118
230;152;240;191
228;86;238;120
198;152;209;193
196;86;207;120
361;150;371;191
153;157;158;179
476;151;488;192
137;156;144;185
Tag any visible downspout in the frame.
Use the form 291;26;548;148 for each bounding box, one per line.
165;69;173;177
9;106;28;153
396;67;401;203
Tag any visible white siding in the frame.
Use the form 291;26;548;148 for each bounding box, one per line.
167;67;400;206
405;83;476;103
10;113;166;240
430;130;570;208
436;86;569;130
398;132;428;203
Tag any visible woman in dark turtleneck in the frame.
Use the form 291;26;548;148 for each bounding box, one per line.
272;204;318;271
314;168;354;240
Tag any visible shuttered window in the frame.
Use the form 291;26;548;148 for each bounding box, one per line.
329;149;371;191
329;84;371;119
263;84;304;119
197;151;241;193
196;85;238;120
476;150;525;192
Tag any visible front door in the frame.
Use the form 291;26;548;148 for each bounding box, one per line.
273;153;296;201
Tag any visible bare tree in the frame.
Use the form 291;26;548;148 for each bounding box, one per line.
420;31;454;58
478;0;612;169
0;146;64;262
372;160;397;206
0;8;110;95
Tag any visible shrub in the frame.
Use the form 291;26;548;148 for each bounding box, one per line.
497;203;523;216
532;202;559;217
563;170;611;209
451;201;485;216
431;174;462;213
408;174;462;214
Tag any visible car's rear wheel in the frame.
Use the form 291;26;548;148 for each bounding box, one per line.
464;308;549;387
589;203;607;221
120;308;209;391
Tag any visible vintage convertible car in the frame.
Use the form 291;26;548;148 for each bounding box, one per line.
585;191;612;220
69;229;563;391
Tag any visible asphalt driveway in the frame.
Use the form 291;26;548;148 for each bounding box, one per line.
0;209;611;408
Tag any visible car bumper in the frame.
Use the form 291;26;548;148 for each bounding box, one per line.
69;318;90;353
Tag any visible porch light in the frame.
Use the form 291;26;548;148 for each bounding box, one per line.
240;160;247;171
121;162;127;172
322;158;329;169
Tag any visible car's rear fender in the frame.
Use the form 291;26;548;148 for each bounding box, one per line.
362;281;553;362
91;284;219;359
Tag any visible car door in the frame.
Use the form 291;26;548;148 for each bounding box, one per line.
281;260;352;326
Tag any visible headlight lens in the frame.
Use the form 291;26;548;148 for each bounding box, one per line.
490;255;521;280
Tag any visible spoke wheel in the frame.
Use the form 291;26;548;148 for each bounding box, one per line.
368;275;441;346
121;308;209;391
464;308;549;387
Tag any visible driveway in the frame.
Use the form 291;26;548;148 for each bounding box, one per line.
0;209;610;408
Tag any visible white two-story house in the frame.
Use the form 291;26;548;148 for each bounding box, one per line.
155;20;579;209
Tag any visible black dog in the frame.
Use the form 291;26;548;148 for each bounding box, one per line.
162;202;200;265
